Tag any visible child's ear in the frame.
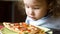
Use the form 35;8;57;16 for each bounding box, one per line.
49;2;53;9
48;2;54;12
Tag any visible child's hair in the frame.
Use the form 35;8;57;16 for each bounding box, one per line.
46;0;60;17
17;0;60;17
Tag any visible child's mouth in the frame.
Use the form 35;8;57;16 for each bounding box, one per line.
29;16;34;18
29;16;36;20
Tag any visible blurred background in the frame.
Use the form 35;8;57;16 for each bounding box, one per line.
0;1;12;22
0;0;26;23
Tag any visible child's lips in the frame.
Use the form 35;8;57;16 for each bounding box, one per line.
29;16;35;19
29;16;34;18
29;16;37;20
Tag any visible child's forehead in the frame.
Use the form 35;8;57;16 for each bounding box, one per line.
24;0;47;6
24;0;46;3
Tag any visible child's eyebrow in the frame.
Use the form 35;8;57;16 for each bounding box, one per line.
34;5;41;6
24;4;41;7
32;4;42;7
24;4;27;6
24;4;29;6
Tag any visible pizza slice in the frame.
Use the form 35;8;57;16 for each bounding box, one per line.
3;22;46;34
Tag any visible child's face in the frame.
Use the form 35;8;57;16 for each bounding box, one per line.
23;0;49;20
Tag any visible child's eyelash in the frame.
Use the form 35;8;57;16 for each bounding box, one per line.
33;7;40;9
25;5;40;9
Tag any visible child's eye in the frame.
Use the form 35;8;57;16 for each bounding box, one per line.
27;6;29;8
25;5;29;8
33;7;40;9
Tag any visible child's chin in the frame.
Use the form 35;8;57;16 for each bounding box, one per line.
32;18;38;21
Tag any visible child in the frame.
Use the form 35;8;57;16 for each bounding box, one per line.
23;0;60;30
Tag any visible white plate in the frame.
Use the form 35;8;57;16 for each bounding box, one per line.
35;26;53;34
0;30;2;34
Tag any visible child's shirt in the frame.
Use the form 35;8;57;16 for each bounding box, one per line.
25;16;60;30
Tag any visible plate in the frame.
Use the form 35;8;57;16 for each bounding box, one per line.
0;28;19;34
35;26;53;34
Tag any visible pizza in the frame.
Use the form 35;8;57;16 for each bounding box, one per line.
3;22;46;34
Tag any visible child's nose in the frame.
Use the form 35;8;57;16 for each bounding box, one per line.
29;8;34;15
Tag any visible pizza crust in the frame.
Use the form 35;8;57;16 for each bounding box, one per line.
3;22;20;33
